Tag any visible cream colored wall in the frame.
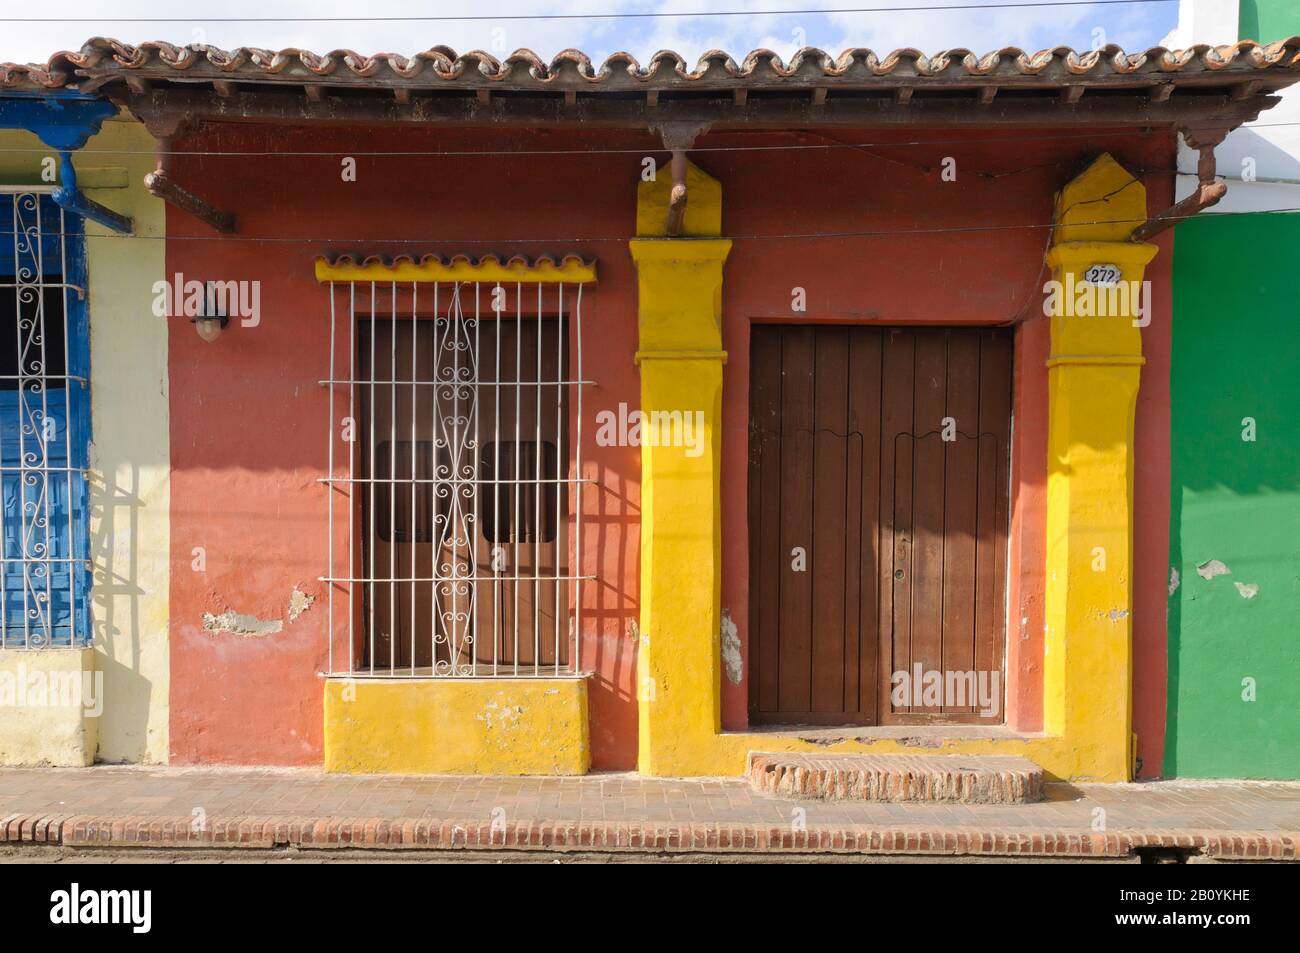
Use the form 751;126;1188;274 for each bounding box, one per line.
0;114;169;763
0;648;98;765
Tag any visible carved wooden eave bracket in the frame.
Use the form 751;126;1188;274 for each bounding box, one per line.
650;121;711;237
138;115;237;234
1130;125;1230;243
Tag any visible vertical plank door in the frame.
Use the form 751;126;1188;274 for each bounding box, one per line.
748;325;1011;726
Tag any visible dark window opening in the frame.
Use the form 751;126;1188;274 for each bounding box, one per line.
0;288;67;389
374;440;449;543
479;440;559;543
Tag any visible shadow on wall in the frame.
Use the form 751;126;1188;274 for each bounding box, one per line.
89;462;155;761
581;461;640;767
1221;129;1300;182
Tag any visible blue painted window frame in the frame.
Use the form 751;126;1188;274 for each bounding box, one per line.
0;192;92;647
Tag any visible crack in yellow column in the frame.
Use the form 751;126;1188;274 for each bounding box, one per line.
1043;154;1158;781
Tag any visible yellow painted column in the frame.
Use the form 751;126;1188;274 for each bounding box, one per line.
630;159;731;775
1042;154;1157;781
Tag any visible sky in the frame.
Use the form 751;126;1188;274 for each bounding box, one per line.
0;0;1182;67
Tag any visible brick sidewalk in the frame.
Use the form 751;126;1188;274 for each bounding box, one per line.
1;767;1296;860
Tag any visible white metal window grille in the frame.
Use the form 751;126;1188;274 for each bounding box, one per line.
0;187;90;648
322;278;590;677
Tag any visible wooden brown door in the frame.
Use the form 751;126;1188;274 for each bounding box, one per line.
748;326;1011;726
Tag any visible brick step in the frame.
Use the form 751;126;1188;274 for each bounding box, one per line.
748;753;1045;804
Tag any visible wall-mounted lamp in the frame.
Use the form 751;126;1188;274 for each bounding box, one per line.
191;281;229;343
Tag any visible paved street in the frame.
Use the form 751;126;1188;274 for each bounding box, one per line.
1;767;1295;860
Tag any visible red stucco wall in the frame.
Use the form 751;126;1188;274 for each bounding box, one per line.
166;125;645;766
166;122;1173;773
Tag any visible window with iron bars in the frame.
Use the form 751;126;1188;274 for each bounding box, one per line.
322;278;589;677
0;188;92;648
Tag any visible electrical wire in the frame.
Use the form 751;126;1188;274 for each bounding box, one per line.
0;1;1180;24
8;122;1300;159
14;206;1300;245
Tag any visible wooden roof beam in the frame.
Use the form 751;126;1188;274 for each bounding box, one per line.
1131;126;1229;242
1231;80;1264;101
143;139;237;234
115;85;1279;130
651;120;711;237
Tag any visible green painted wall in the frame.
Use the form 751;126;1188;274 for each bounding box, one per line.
1239;0;1300;42
1166;213;1300;778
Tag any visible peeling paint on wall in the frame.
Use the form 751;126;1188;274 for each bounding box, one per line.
287;586;315;621
202;586;317;637
1168;567;1180;596
1233;582;1259;600
201;611;283;637
1195;559;1231;580
720;609;742;685
477;699;524;731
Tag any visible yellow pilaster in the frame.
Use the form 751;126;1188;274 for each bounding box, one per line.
631;158;729;775
630;238;731;775
1042;154;1157;780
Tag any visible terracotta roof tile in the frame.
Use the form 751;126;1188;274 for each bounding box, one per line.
3;36;1300;93
318;252;596;270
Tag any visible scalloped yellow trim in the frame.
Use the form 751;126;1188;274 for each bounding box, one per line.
315;256;597;284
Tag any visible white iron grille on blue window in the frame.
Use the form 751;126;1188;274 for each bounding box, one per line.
0;188;89;648
320;279;591;677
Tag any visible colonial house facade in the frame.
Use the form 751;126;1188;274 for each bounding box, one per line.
0;26;1295;781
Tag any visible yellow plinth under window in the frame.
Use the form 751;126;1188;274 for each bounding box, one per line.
324;677;590;776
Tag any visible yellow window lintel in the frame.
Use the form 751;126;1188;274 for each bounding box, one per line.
315;254;597;285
